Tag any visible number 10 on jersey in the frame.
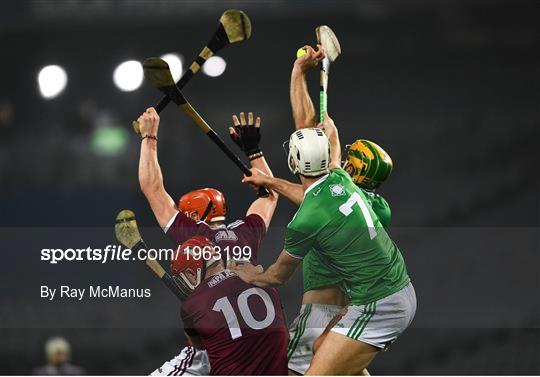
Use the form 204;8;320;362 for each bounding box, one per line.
212;287;276;340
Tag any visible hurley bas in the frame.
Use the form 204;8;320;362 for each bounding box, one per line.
41;285;151;301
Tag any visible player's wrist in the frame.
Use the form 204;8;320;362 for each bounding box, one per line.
293;62;307;74
246;149;262;160
141;134;158;141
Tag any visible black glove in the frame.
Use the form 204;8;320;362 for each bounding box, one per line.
229;113;262;157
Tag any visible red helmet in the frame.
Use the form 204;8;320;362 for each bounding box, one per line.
170;236;221;291
178;188;227;223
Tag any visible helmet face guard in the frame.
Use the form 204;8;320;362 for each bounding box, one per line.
344;140;393;191
282;139;298;175
170;236;220;293
178;266;204;291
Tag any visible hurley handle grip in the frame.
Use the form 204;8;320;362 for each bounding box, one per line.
132;96;170;135
319;89;327;123
162;273;189;300
155;96;171;114
256;186;270;198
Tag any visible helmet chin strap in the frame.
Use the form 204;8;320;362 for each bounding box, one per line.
201;201;214;222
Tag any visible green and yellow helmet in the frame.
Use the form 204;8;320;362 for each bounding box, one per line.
343;139;393;191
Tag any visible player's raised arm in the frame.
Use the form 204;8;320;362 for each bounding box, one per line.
229;112;278;229
138;108;178;229
233;250;301;287
320;112;341;169
291;45;325;129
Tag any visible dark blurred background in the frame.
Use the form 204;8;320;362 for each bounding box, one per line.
0;0;538;375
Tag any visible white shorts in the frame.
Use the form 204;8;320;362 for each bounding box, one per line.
150;346;210;376
331;282;417;350
287;304;342;375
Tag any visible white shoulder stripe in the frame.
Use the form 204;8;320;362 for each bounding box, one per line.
163;211;179;234
227;220;245;229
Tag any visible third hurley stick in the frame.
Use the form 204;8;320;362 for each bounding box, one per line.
115;210;190;300
316;25;341;122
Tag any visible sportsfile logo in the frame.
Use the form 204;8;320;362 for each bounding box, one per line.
40;245;174;264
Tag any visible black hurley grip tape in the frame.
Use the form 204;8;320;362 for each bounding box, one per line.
163;274;189;300
195;56;206;67
207;24;229;53
178;68;194;89
132;240;146;254
155;96;170;114
207;131;251;175
257;186;270;198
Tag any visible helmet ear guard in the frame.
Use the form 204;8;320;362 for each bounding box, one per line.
287;128;330;177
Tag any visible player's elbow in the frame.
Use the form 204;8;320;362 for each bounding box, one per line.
271;267;292;286
273;273;290;286
139;178;153;196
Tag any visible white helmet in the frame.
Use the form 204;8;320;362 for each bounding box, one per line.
288;128;330;177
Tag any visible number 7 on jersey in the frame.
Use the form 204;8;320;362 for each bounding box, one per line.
339;192;378;240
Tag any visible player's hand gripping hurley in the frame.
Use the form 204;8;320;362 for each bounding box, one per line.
142;58;270;198
132;9;252;133
316;25;341;122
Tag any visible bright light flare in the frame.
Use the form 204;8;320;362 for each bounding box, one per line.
38;65;68;99
113;60;143;92
202;56;226;77
160;53;183;82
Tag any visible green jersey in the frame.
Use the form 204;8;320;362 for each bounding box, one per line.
285;168;410;304
302;191;392;293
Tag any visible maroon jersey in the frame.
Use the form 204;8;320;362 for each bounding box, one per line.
181;270;288;375
165;212;266;262
167;212;288;374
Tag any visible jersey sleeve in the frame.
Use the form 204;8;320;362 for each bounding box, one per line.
371;194;392;229
165;211;211;245
181;305;198;337
229;214;266;263
284;226;316;259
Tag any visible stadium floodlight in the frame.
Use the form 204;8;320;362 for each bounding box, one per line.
38;65;68;99
113;60;143;92
160;53;183;83
202;56;226;77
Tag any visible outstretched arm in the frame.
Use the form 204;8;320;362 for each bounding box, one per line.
243;169;304;207
320;113;342;169
138;108;177;229
290;45;325;130
229;112;278;229
232;250;301;287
